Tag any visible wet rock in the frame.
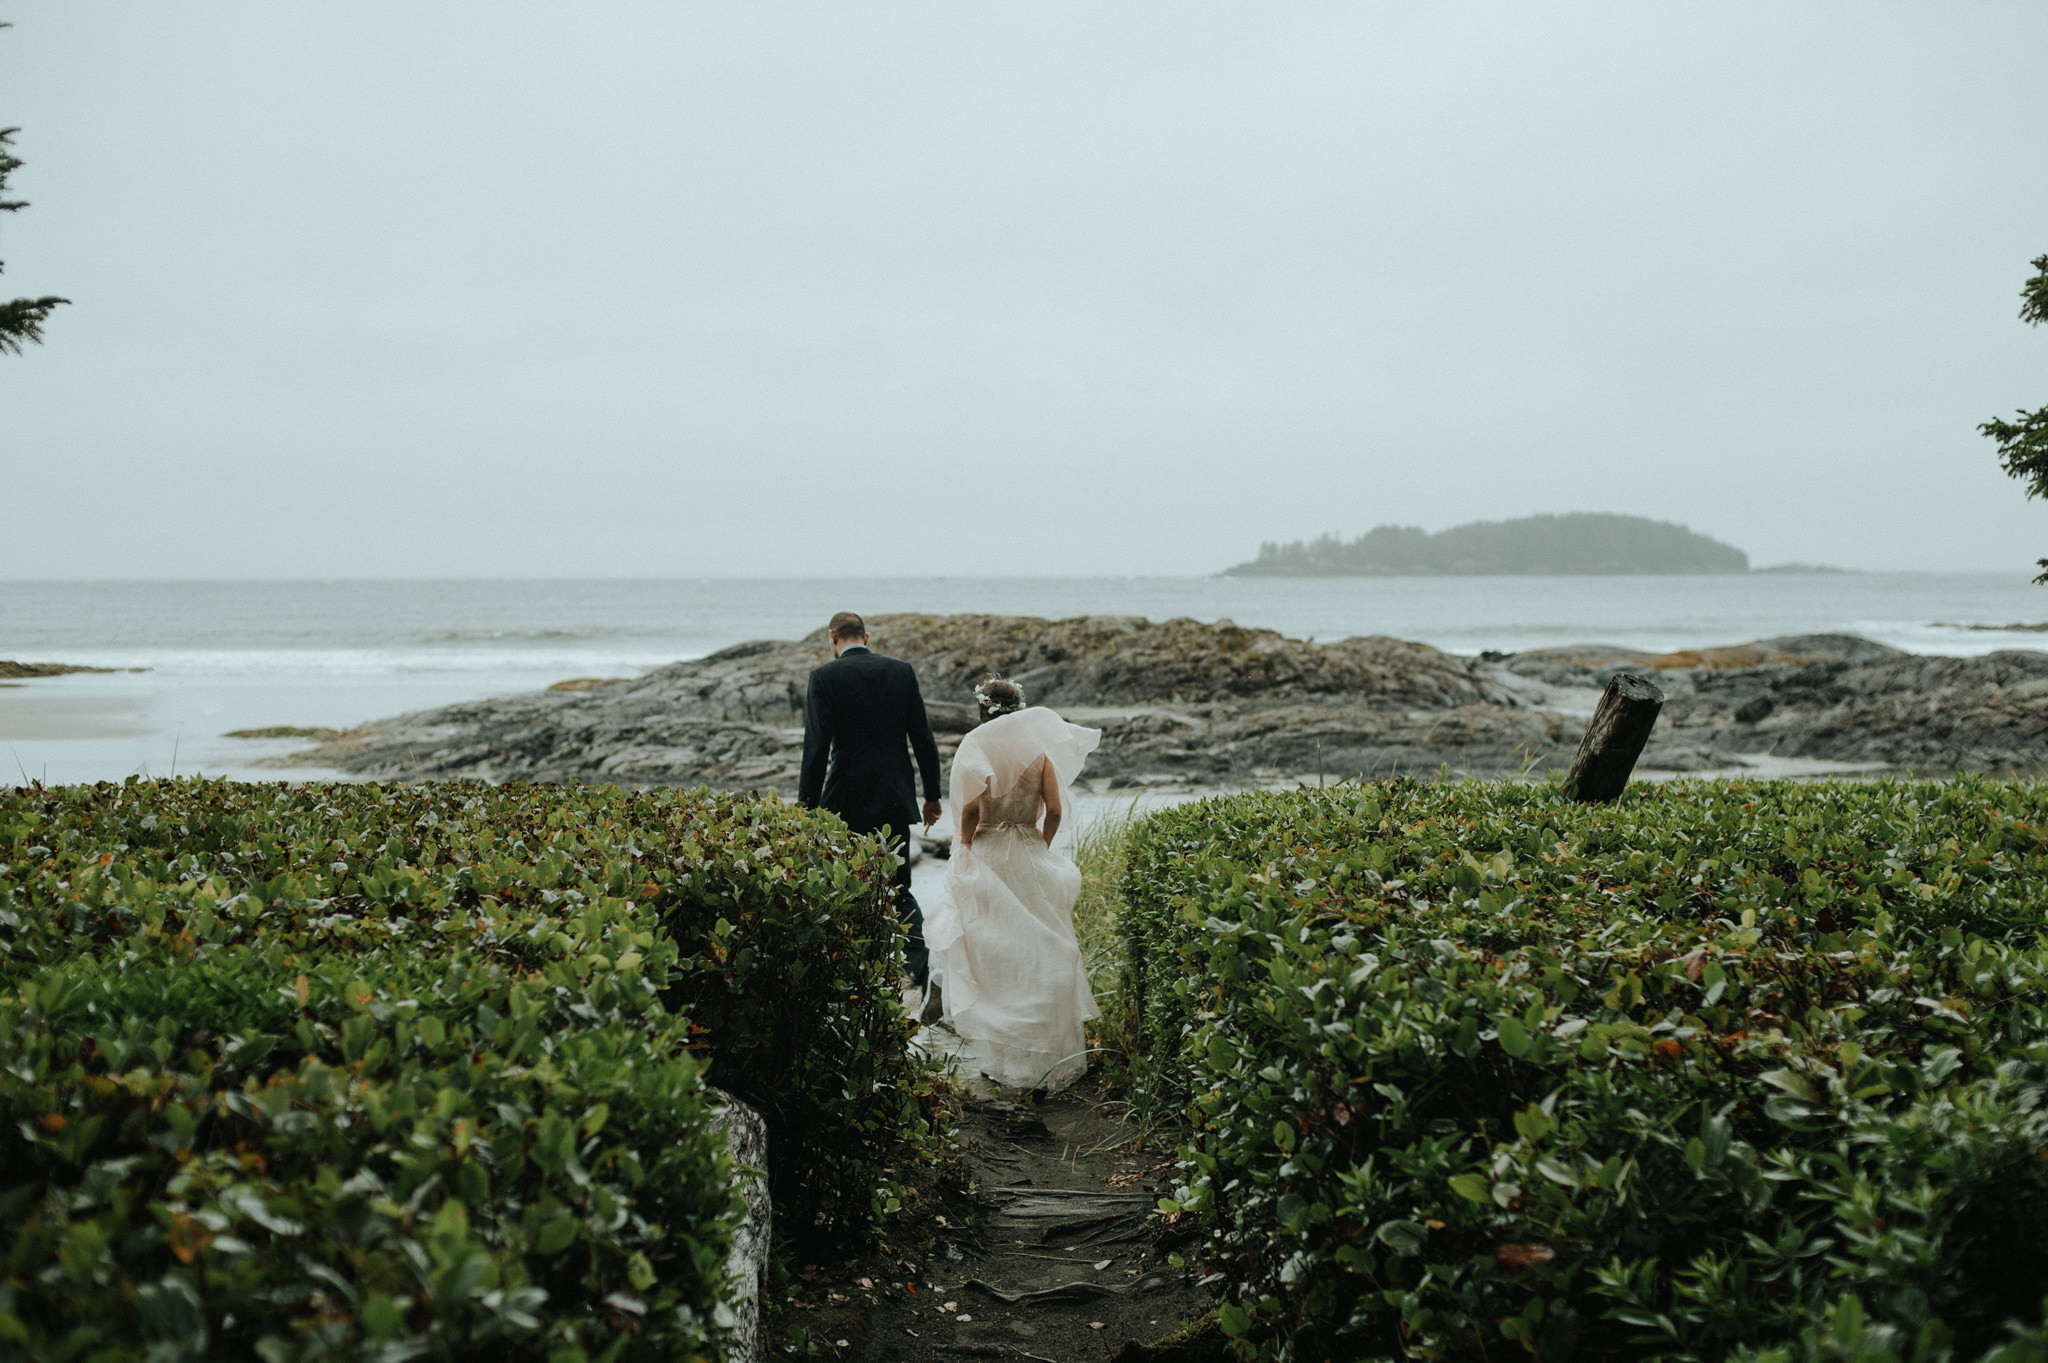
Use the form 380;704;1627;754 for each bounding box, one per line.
281;616;1522;787
862;614;1517;709
707;1088;771;1363
1506;634;1905;690
276;618;2048;785
1669;654;2048;772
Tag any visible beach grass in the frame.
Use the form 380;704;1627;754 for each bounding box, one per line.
1072;800;1143;1066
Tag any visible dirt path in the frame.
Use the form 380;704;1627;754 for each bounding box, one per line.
779;1071;1215;1363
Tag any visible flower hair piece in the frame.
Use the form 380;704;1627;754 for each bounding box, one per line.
973;677;1026;717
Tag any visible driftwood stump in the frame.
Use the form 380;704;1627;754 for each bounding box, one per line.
1564;673;1665;802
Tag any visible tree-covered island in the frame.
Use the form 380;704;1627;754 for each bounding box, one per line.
1224;511;1749;576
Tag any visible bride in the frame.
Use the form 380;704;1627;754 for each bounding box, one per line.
923;678;1102;1092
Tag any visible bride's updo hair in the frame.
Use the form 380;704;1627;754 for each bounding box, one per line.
974;677;1026;722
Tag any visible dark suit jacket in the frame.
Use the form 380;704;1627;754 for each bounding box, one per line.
798;647;943;830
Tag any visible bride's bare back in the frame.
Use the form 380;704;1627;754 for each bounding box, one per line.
958;753;1062;848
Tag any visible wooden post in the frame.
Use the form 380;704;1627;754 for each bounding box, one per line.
1564;673;1664;802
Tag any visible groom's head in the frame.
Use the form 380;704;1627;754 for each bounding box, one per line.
828;611;869;657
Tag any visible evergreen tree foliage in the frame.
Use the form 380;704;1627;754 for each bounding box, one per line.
1225;512;1749;576
0;24;67;356
1980;254;2048;580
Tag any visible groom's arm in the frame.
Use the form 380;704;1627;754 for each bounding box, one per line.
905;666;942;809
798;670;831;808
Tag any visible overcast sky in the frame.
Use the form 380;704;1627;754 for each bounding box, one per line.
2;4;2045;578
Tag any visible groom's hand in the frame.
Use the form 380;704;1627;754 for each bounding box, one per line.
922;800;942;829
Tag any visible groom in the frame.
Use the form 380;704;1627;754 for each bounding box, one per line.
798;611;943;988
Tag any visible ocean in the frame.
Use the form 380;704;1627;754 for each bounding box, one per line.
3;573;2045;787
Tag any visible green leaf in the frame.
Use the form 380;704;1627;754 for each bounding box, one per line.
535;1214;578;1256
1448;1173;1490;1203
1376;1220;1428;1254
360;1293;405;1342
1497;1016;1530;1057
1760;1069;1818;1104
1512;1102;1551;1142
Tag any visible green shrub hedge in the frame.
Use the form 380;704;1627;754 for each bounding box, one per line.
1122;777;2048;1362
0;778;927;1361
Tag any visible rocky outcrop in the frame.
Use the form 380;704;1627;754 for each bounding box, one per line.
1502;634;1907;689
278;616;2048;788
857;614;1516;709
707;1088;771;1363
279;616;1526;787
1661;649;2048;772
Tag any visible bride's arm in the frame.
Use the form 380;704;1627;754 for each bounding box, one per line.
1039;758;1062;847
959;794;983;849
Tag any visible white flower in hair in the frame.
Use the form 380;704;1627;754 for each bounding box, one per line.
973;678;1026;715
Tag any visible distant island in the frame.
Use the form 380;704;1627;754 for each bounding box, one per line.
1223;513;1749;577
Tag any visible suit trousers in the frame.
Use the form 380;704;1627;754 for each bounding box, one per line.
843;815;929;987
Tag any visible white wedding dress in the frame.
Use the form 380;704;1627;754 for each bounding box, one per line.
924;707;1101;1092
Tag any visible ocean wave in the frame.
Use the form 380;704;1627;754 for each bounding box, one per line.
10;648;699;681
